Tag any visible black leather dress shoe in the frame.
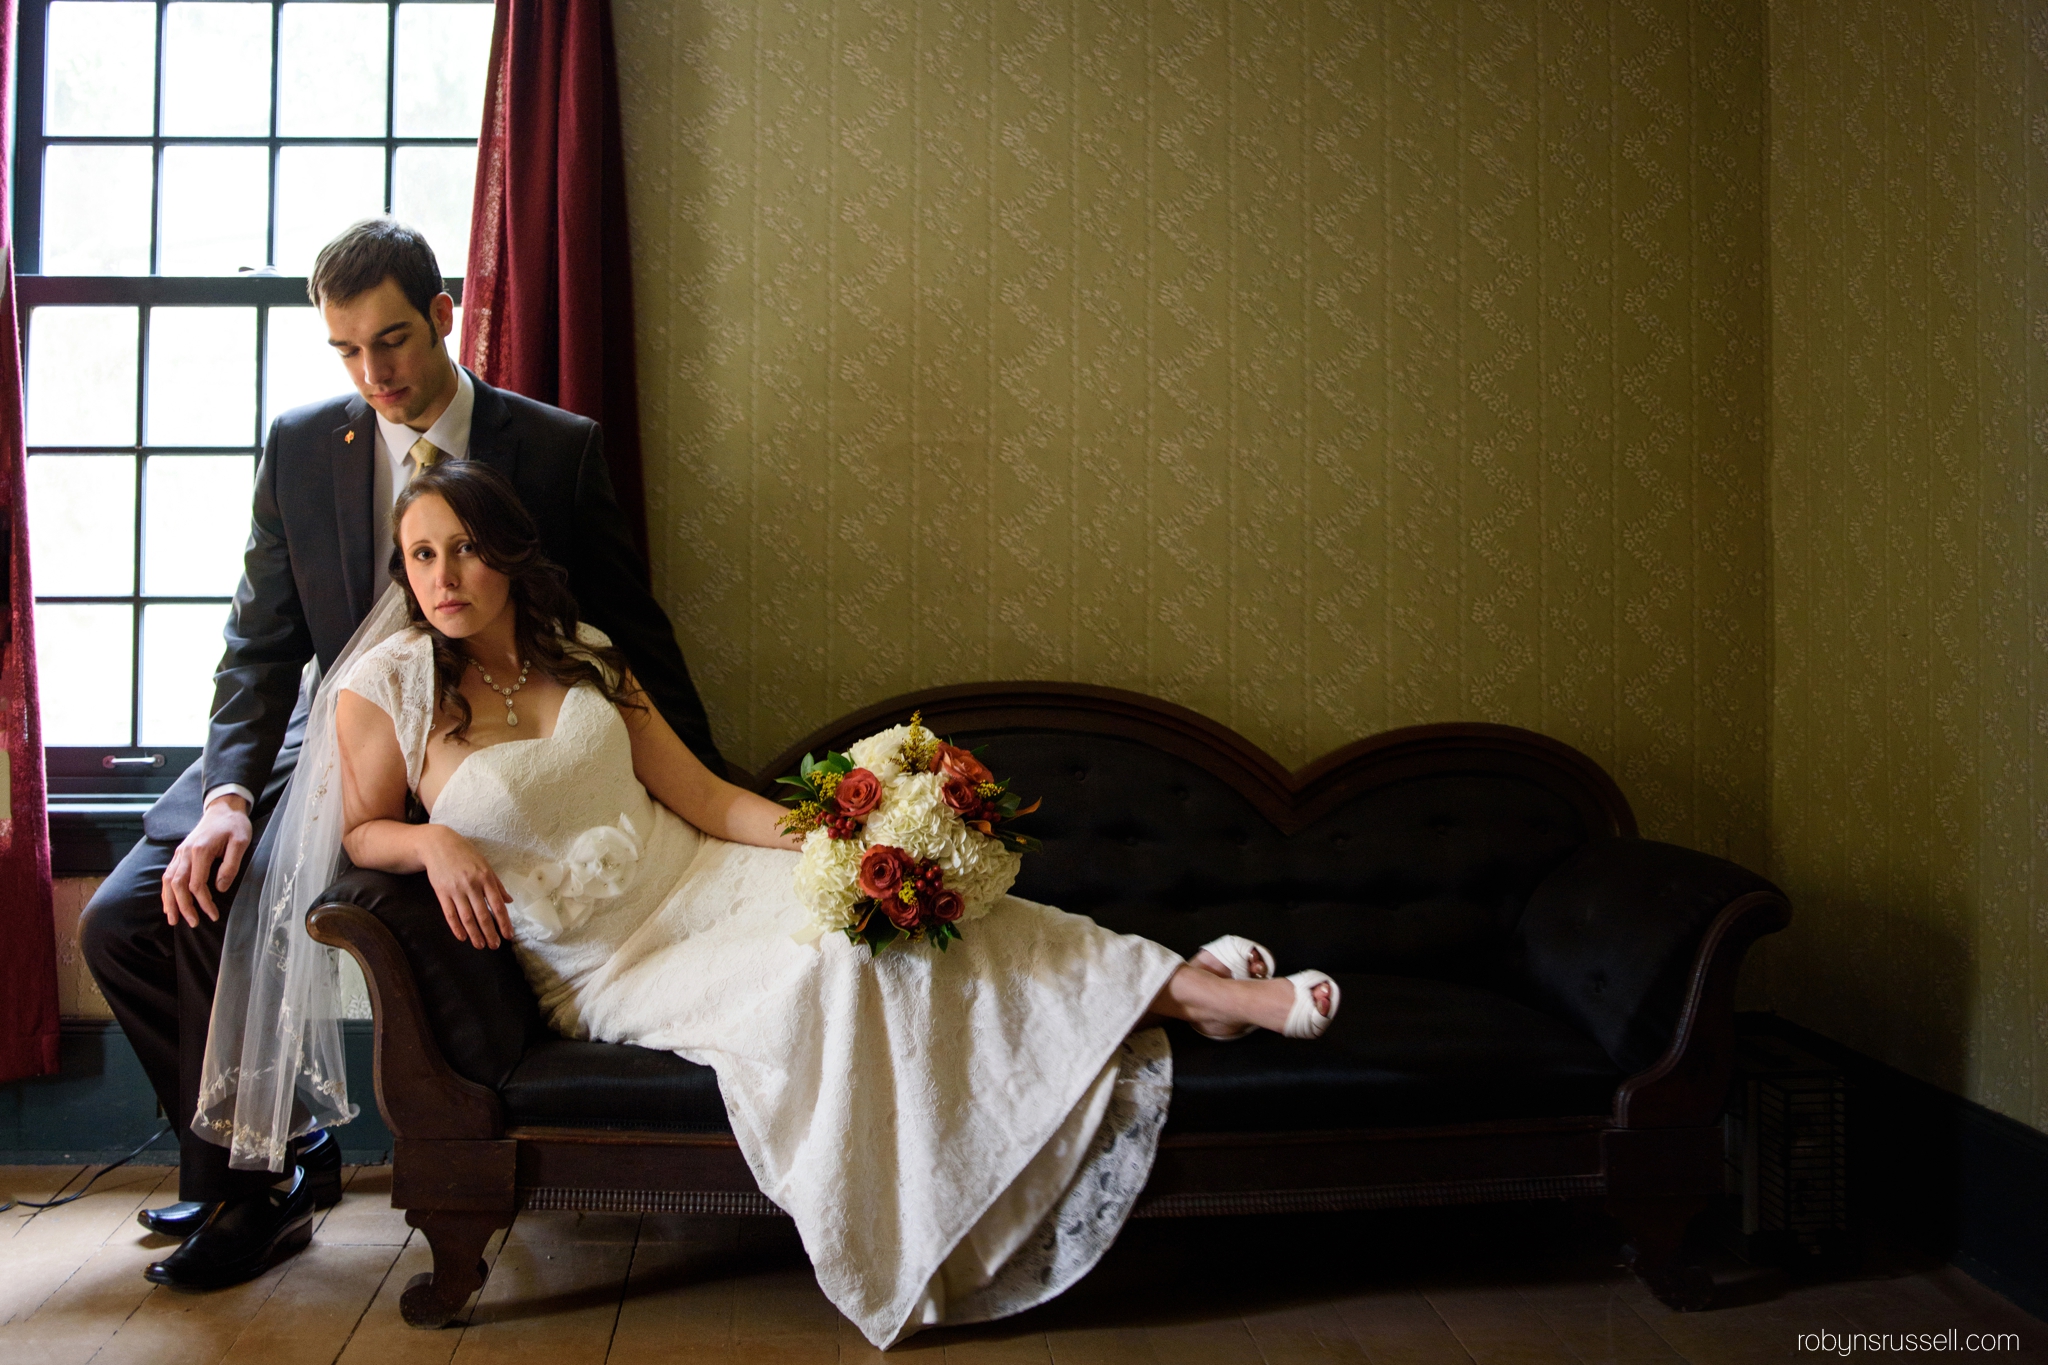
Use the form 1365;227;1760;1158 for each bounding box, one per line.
143;1168;316;1289
136;1129;342;1240
137;1199;218;1239
297;1128;344;1209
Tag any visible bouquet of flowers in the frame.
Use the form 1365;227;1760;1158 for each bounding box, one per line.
778;712;1041;953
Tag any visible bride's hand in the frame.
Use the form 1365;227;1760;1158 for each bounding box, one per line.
418;825;515;949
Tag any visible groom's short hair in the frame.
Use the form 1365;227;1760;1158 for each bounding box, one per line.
309;217;446;322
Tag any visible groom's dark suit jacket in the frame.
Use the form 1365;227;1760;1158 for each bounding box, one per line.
143;369;724;843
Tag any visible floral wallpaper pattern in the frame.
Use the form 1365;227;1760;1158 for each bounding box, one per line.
1766;0;2048;1131
614;0;1772;875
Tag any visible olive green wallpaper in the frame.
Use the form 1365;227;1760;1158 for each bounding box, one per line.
1766;0;2048;1131
612;0;1771;867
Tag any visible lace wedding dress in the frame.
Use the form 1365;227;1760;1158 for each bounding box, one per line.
342;625;1184;1347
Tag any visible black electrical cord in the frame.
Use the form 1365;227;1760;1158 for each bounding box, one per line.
0;1124;174;1213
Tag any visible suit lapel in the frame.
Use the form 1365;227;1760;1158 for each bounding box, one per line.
332;398;377;622
463;369;521;483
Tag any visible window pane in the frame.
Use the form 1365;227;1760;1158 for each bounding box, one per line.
163;2;274;136
147;308;258;446
27;455;136;597
36;603;134;747
274;146;386;276
46;1;156;136
142;604;228;746
26;307;138;448
394;3;493;137
278;3;389;137
266;306;346;426
159;146;270;274
42;146;154;275
144;456;253;596
392;146;478;279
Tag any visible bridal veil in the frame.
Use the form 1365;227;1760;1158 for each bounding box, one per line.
194;584;413;1171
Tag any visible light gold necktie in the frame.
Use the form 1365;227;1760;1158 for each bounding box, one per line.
408;435;443;472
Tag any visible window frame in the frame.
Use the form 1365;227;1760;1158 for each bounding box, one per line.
15;0;480;832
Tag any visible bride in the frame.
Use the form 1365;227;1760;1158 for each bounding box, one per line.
220;461;1337;1347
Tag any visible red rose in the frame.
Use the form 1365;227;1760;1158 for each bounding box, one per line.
940;775;983;817
833;768;882;818
882;890;925;930
933;742;993;786
931;889;965;922
857;845;912;900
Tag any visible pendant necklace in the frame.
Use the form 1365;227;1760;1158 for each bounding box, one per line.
474;656;532;726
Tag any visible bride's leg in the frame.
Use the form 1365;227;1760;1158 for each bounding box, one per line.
1137;965;1331;1034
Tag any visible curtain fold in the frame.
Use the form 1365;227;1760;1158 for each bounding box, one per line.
459;0;648;563
0;0;62;1084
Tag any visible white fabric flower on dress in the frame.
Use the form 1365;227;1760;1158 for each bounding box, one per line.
504;813;643;940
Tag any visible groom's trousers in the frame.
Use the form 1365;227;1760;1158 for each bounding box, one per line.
78;729;303;1205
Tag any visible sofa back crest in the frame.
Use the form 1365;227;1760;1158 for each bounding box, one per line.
758;684;1637;991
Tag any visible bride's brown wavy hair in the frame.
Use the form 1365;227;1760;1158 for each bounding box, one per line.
389;461;641;743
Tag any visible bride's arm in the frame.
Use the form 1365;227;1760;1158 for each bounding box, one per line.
618;673;800;851
337;690;516;949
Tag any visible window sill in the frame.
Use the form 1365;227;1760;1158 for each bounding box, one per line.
48;800;151;877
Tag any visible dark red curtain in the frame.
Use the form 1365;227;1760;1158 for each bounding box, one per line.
0;0;62;1084
459;0;648;562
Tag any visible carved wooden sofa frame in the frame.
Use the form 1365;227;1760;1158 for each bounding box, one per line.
309;682;1790;1328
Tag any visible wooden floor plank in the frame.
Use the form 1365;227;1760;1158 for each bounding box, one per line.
216;1242;405;1365
1043;1325;1165;1365
1146;1318;1269;1365
1517;1282;1683;1364
935;1327;1057;1363
4;1169;2048;1365
1329;1288;1475;1365
0;1236;163;1365
451;1213;633;1365
87;1257;294;1365
0;1164;175;1328
314;1166;416;1246
604;1216;741;1365
1423;1287;1577;1365
1242;1302;1374;1365
335;1228;511;1365
721;1217;840;1364
1613;1273;1860;1365
0;1166;89;1239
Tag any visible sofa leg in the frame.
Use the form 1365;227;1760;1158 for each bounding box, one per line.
1608;1193;1715;1311
400;1209;507;1328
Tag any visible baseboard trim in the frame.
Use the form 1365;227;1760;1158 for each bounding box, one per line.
0;1018;394;1166
1743;1013;2048;1322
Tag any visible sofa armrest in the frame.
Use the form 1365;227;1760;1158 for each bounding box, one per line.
1517;838;1790;1125
308;871;505;1142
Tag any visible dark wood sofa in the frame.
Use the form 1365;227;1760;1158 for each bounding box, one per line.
308;682;1790;1329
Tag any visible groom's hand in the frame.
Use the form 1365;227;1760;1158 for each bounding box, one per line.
162;793;254;927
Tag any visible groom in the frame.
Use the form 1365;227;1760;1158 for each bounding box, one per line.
78;217;726;1289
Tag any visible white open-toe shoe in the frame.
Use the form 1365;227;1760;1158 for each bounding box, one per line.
1196;934;1277;981
1281;970;1341;1040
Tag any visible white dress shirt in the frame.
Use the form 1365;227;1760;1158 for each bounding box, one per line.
204;366;475;814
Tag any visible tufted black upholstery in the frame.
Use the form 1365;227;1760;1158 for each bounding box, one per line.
500;1038;727;1131
970;730;1589;991
1517;838;1777;1074
1164;973;1619;1132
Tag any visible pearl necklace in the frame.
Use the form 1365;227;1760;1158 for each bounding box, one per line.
474;656;532;726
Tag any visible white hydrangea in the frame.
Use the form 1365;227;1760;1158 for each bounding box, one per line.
845;726;910;783
791;827;866;935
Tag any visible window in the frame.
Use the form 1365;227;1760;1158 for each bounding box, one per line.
17;0;492;813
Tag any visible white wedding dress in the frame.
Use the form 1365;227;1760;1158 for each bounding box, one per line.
342;625;1184;1347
